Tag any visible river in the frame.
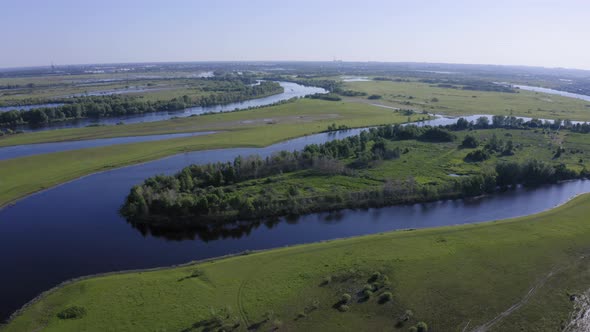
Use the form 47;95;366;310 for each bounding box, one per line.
1;119;590;321
499;83;590;103
0;131;217;161
5;82;326;132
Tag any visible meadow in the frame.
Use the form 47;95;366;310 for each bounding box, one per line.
344;80;590;121
5;192;590;331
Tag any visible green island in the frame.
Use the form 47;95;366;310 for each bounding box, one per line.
4;193;590;331
121;116;590;227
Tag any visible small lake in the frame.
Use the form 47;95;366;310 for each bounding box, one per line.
1;118;590;321
5;82;326;132
0;103;64;113
0;131;217;161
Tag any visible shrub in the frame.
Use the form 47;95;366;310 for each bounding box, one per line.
380;291;393;302
338;304;350;312
341;293;352;303
464;149;490;162
461;135;479;148
362;289;373;298
416;321;429;332
57;306;87;320
321;276;332;285
369;272;381;283
409;327;418;332
367;94;382;100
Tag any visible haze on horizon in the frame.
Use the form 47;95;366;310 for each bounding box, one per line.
1;0;589;70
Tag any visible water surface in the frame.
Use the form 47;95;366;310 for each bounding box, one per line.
0;131;216;161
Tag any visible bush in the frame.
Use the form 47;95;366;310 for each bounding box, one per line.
369;272;381;283
379;291;393;302
464;149;490;162
419;128;455;142
341;293;352;303
416;321;429;332
338;304;350;312
362;289;373;298
461;135;479;148
367;94;382;100
57;306;87;320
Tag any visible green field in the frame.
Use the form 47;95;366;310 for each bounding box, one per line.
5;193;590;332
0;99;424;208
0;73;218;103
344;80;590;121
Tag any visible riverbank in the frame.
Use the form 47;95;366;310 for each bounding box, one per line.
5;193;590;331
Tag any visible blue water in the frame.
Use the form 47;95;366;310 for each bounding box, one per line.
0;131;217;160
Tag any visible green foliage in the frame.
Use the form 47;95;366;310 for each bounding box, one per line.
57;306;87;320
308;93;342;101
461;134;479;148
416;321;429;332
464;149;490;162
379;291;393;302
341;293;352;304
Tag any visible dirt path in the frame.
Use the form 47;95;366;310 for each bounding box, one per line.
470;270;557;332
237;278;251;328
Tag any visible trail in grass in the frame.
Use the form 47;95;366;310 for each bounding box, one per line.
471;269;558;332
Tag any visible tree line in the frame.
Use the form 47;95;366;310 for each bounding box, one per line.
0;81;283;127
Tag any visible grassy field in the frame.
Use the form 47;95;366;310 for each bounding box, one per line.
344;80;590;121
0;99;424;208
0;73;216;103
5;193;590;331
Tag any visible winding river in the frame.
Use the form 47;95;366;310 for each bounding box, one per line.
7;82;326;132
2;116;590;321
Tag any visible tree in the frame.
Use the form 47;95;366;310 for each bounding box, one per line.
461;135;479;148
475;116;490;128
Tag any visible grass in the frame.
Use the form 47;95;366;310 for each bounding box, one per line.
5;193;590;331
344;80;590;121
0;99;423;207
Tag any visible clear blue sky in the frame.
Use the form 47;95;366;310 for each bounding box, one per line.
1;0;589;69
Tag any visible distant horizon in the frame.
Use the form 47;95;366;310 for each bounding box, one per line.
2;59;590;73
